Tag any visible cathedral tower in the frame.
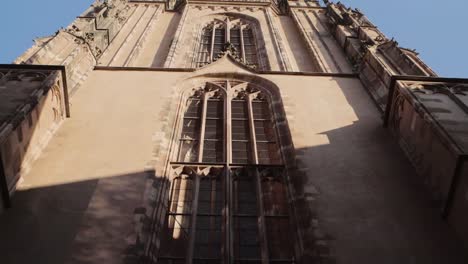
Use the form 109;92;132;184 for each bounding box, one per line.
0;0;467;263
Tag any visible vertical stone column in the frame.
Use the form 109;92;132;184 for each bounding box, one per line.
164;6;191;68
264;8;292;71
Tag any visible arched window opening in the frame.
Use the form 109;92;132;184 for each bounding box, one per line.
177;85;225;163
195;18;260;69
157;80;296;264
231;85;281;165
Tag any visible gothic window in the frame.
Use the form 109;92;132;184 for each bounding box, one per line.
195;18;259;69
157;81;296;263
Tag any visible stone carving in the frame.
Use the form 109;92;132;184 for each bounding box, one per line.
4;71;49;83
232;83;265;100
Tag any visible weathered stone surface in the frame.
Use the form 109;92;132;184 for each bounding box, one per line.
0;0;467;264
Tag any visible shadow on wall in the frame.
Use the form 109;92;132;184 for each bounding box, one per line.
0;77;467;264
294;78;468;263
0;171;150;264
151;12;182;68
0;69;67;211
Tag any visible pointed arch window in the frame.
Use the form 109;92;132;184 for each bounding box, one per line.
195;18;259;69
154;80;297;264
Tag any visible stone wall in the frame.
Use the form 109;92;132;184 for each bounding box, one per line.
325;1;437;111
0;67;68;208
14;0;133;94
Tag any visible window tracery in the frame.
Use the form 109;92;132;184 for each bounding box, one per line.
195;18;259;69
156;80;296;264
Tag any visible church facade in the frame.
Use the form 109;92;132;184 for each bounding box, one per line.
0;0;468;263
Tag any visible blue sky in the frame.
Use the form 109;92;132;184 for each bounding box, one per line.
0;0;466;77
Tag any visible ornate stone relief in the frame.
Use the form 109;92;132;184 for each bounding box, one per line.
66;0;131;59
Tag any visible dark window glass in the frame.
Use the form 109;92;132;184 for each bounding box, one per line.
232;99;251;163
193;215;222;259
230;28;242;57
233;172;258;215
232;141;250;164
194;174;223;260
186;99;202;118
158;258;186;264
254;120;275;142
262;178;288;216
206;100;223;118
257;142;281;165
251;99;281;164
178;140;199;162
233;169;261;261
252;101;269;119
197;28;212;67
265;217;294;260
203;140;224;163
198;176;224;215
232;120;250;141
159;177;194;259
234;217;261;260
181;119;200;140
232;100;248;119
169;177;194;214
204;119;223;140
213;28;226;59
179;98;202;162
243;28;258;67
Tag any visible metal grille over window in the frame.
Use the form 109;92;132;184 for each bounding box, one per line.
159;80;295;264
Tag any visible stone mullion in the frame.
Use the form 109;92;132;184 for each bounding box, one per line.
225;166;233;264
225;81;233;264
197;94;209;163
254;169;270;264
247;95;259;164
248;95;270;263
210;25;217;62
226;19;231;43
240;26;246;64
186;173;200;264
226;82;233;164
